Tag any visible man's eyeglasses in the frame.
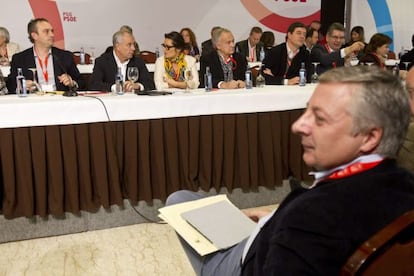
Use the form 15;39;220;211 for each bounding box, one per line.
330;35;345;41
161;43;175;50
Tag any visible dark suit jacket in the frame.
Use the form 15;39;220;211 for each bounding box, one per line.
400;48;414;70
241;159;414;275
201;39;214;57
262;42;311;85
7;47;82;92
199;51;247;88
235;39;264;62
89;51;154;91
310;43;345;74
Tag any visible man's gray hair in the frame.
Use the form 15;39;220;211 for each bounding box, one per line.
319;66;411;158
112;30;130;46
0;27;10;43
212;28;231;45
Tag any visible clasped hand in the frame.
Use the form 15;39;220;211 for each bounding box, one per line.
123;80;140;92
58;73;76;87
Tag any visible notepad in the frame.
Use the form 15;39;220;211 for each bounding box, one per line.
181;200;256;249
158;195;256;256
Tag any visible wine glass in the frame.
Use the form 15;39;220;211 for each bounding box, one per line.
89;47;96;64
28;68;43;95
365;62;374;67
184;68;193;92
127;67;139;92
311;62;320;84
403;61;410;71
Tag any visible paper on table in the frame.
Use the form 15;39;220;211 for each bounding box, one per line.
158;194;256;256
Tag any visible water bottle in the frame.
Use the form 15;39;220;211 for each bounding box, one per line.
115;67;124;95
80;47;85;65
255;65;265;88
259;46;265;62
155;47;160;59
245;69;252;89
299;62;306;86
204;66;212;92
16;68;27;97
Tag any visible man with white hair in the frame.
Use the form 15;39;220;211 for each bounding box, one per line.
167;66;414;275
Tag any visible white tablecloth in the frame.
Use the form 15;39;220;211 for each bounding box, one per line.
1;62;257;76
0;85;315;128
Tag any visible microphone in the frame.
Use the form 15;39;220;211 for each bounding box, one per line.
53;53;78;97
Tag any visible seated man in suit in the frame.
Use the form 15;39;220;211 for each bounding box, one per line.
400;34;414;71
167;66;414;275
262;21;310;85
200;28;247;89
201;26;221;59
89;30;154;92
311;22;365;74
235;26;263;62
7;18;82;93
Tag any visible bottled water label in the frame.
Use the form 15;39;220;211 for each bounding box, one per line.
245;70;252;89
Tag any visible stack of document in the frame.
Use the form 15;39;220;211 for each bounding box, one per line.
159;195;257;256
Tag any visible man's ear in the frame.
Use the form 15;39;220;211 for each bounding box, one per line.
360;127;383;153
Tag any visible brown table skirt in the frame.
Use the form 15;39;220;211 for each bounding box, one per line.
0;110;311;219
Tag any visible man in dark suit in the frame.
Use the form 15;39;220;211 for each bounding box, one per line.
400;34;414;71
262;22;310;85
200;28;247;89
235;26;264;62
166;66;414;275
311;22;365;74
89;30;154;92
201;26;221;58
7;18;82;93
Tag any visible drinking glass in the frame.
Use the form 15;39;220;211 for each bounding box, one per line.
403;62;410;71
184;68;193;92
89;47;96;64
127;67;139;92
28;68;43;95
311;62;320;84
350;56;359;66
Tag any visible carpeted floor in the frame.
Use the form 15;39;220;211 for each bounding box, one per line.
0;204;277;276
0;222;196;276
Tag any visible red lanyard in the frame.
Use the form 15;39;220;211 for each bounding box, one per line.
324;43;336;68
284;49;298;78
250;47;255;62
35;48;49;83
327;160;382;180
224;55;237;70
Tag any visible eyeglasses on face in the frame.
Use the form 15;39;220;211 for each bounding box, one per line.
330;35;345;41
161;43;175;50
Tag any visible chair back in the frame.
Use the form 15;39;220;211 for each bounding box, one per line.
140;51;156;63
341;210;414;276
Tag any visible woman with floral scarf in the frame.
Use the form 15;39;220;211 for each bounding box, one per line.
154;31;199;90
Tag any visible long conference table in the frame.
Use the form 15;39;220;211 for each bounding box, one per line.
0;85;315;219
1;62;262;76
